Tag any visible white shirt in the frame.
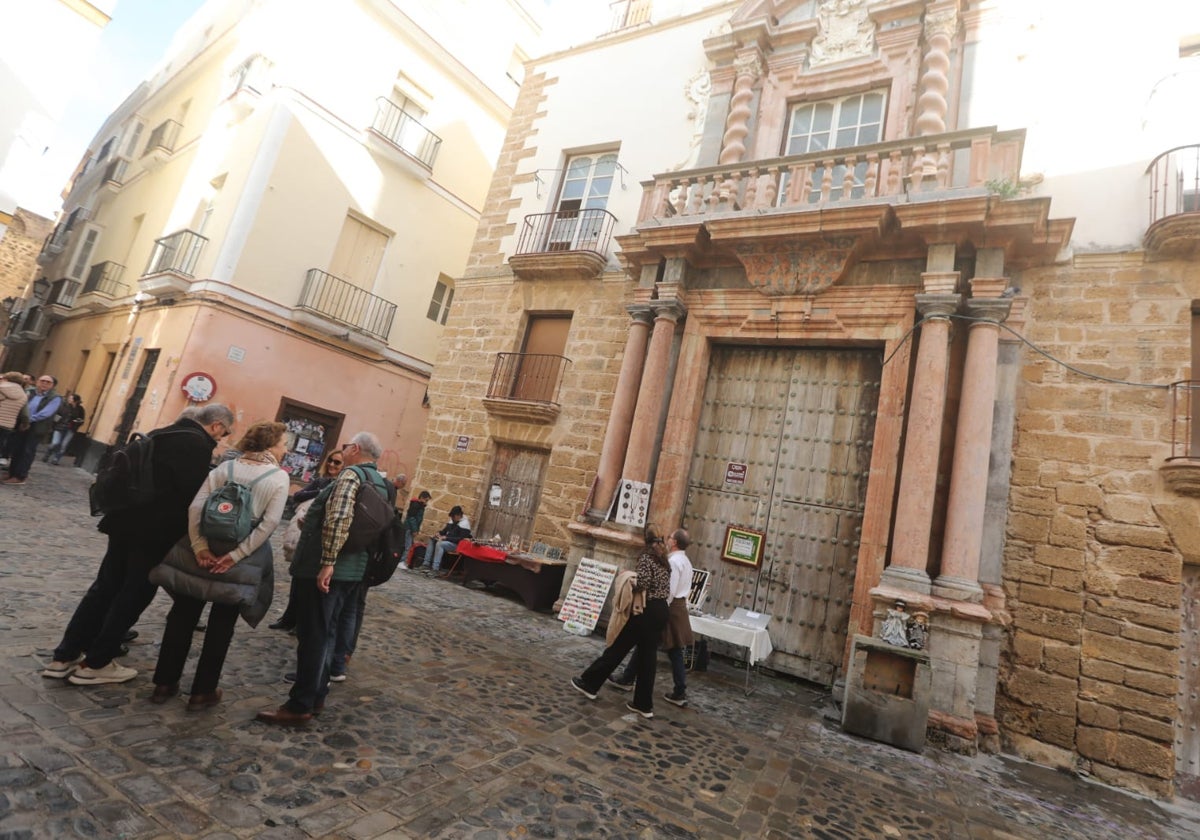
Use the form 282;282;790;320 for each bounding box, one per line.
667;549;693;602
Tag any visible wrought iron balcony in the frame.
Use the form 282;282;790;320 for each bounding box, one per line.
509;208;617;281
38;226;71;261
296;268;397;342
82;261;127;296
1144;144;1200;258
45;278;81;313
1162;380;1200;495
482;352;571;423
100;156;130;187
368;98;441;169
143;119;182;157
16;306;49;341
635;126;1023;225
145;229;207;278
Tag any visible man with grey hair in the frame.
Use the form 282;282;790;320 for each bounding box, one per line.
44;404;234;685
258;431;392;725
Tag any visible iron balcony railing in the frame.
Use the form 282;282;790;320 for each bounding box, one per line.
18;307;49;340
46;278;81;308
487;353;571;406
370;98;442;168
636;126;1025;223
83;261;127;296
515;208;617;257
1169;380;1200;460
297;268;397;342
40;225;71;257
145;229;207;277
101;156;130;186
1147;144;1200;228
143;119;182;157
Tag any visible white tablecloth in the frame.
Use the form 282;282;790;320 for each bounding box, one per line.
689;614;773;665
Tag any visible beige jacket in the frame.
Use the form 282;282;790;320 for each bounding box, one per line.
605;569;646;646
0;380;28;431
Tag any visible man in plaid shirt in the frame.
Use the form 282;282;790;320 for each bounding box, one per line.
257;431;389;726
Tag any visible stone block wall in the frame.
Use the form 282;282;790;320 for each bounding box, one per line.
0;208;53;301
999;252;1194;797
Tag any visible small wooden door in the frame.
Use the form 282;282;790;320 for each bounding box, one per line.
682;346;881;685
329;215;388;289
513;316;570;402
476;445;548;546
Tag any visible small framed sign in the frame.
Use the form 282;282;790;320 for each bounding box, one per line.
721;525;765;568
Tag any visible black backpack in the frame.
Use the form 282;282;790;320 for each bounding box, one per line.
363;510;406;587
342;466;396;552
88;428;196;517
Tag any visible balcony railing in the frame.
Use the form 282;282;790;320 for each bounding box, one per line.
40;225;71;258
636;126;1024;224
17;307;49;340
143;119;182;157
486;353;571;406
1168;380;1200;460
1147;144;1200;227
101;156;130;186
297;268;397;342
369;98;441;168
145;229;207;277
516;208;617;256
46;278;81;308
82;261;127;296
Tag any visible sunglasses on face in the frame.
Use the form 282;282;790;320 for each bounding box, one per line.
328;459;343;467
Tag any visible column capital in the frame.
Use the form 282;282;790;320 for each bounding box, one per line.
963;298;1012;324
626;303;655;325
651;299;687;323
914;292;961;320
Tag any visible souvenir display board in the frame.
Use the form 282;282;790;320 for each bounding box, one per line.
559;557;618;636
275;398;344;484
613;479;651;527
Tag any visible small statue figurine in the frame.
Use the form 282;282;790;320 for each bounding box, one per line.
880;600;909;647
907;611;929;650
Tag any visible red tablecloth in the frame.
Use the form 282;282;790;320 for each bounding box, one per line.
456;540;508;563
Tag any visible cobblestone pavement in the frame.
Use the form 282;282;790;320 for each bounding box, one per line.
2;463;1200;839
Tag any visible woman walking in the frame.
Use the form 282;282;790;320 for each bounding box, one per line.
45;393;85;465
570;524;671;719
149;421;290;709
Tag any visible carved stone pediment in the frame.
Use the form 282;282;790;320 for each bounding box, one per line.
731;236;857;296
811;0;875;67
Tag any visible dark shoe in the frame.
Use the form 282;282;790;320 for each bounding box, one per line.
284;672;297;683
570;677;598;701
187;689;223;711
625;701;654;719
607;676;634;692
256;705;313;726
268;620;294;631
150;683;179;704
122;630;139;642
116;644;130;657
663;691;688;707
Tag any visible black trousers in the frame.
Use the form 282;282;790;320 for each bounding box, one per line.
579;598;669;712
53;533;162;668
287;578;359;713
153;594;240;694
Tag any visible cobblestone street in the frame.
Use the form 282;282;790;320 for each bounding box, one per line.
2;463;1199;839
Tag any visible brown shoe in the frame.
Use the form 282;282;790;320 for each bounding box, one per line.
313;701;325;716
256;705;312;726
150;683;179;704
186;688;223;711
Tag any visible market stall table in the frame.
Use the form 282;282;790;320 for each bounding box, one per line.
689;612;773;694
456;540;567;612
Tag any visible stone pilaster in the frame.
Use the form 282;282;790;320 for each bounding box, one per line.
718;49;763;166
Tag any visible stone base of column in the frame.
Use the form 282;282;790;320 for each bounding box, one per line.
925;610;984;754
879;564;932;594
584;506;609;523
932;573;983;602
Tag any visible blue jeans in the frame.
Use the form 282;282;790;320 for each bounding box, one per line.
617;645;687;695
288;578;359;713
45;429;75;464
333;583;368;671
427;539;456;571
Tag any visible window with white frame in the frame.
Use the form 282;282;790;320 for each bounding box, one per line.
122;121;144;159
69;228;100;280
548;151;618;251
783;90;886;202
427;275;454;324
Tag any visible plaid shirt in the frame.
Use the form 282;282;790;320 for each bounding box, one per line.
319;464;369;565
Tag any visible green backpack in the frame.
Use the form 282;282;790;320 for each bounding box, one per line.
200;461;282;555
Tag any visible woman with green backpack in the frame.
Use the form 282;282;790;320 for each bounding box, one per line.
147;421;291;710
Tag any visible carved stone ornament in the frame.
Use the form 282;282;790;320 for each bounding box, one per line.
923;6;958;41
669;70;712;172
733;50;764;80
732;237;857;296
810;0;875;68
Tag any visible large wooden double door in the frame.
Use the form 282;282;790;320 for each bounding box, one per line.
682;346;881;685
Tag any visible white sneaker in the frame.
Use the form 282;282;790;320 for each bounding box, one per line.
68;661;138;685
42;657;84;679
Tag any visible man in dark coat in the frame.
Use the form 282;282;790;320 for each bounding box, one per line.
42;403;235;685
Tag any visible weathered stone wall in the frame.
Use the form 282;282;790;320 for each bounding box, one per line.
413;271;634;548
1000;251;1194;797
0;208;53;301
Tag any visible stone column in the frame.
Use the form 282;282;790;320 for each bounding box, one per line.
934;284;1011;601
718;50;763;165
622;300;686;484
587;304;655;520
880;252;960;594
915;4;957;137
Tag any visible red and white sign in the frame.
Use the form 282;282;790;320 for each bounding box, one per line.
725;462;747;485
455;435;470;452
180;371;216;403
